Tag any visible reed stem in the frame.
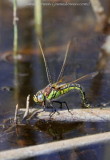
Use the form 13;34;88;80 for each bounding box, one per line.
13;0;18;56
34;0;43;38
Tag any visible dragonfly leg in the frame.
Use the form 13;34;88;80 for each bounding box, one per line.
62;101;70;111
52;101;73;115
52;101;63;109
49;102;60;117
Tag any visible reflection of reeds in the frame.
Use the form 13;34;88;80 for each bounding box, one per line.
13;0;18;56
90;0;109;33
13;0;19;104
34;0;43;39
90;0;110;71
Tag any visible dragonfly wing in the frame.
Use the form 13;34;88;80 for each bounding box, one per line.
51;82;66;90
55;73;76;85
70;71;98;84
54;71;98;89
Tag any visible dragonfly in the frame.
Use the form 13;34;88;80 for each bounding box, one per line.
33;40;97;113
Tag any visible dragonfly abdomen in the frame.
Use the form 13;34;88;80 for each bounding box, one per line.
62;83;86;101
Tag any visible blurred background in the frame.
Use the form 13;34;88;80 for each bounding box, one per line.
0;0;110;160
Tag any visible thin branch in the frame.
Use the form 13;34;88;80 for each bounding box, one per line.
14;104;19;124
23;95;30;120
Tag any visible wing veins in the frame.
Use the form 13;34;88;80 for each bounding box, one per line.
54;72;98;89
70;72;98;84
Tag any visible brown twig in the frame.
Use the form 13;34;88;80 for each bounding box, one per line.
23;95;30;120
14;104;19;124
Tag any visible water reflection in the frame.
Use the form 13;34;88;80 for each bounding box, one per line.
35;121;84;140
14;56;34;107
15;125;36;147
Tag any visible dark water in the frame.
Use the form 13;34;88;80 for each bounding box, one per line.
0;0;110;160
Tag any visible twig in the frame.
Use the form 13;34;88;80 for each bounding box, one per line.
23;95;30;120
14;104;19;124
3;125;16;134
0;131;110;160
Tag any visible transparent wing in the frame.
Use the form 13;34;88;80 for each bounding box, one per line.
56;74;76;84
54;71;98;88
70;71;98;84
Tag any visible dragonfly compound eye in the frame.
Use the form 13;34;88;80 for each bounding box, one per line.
33;92;44;103
38;94;44;102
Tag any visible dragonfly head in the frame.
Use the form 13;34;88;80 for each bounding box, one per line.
33;91;45;105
